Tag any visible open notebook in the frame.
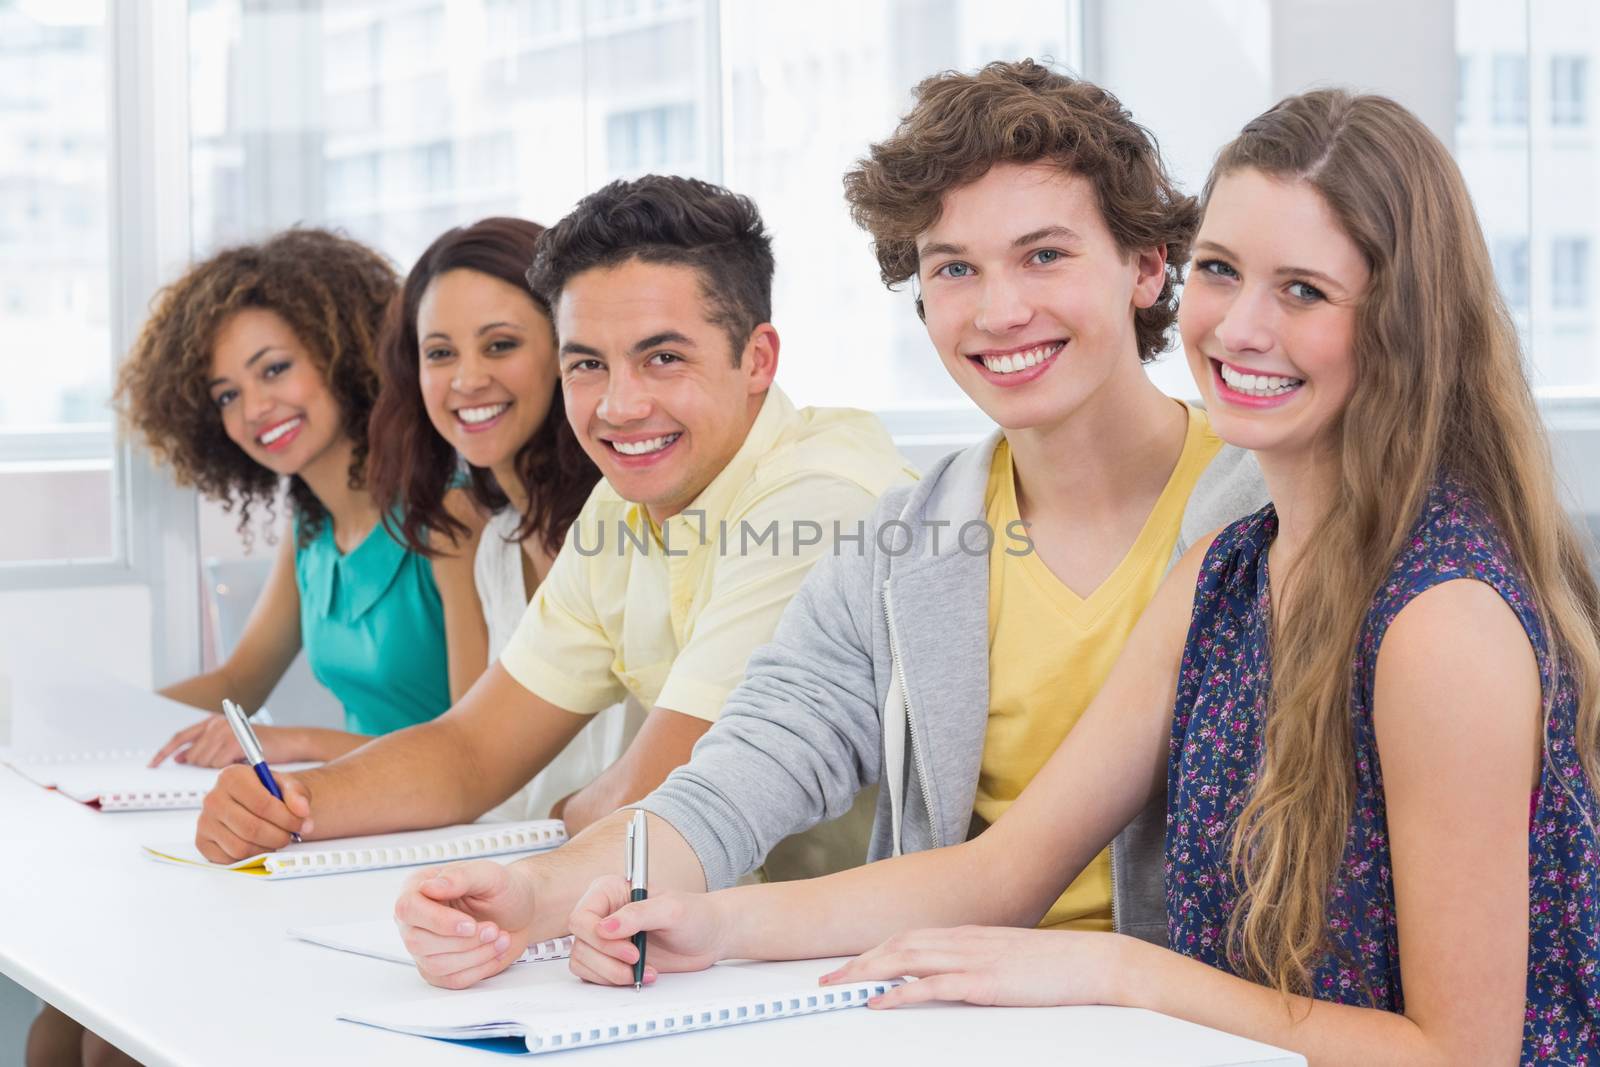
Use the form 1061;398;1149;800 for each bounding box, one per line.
6;755;314;812
339;957;903;1055
0;671;315;811
290;917;573;965
142;819;566;879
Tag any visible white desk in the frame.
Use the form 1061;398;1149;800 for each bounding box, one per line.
0;765;1303;1065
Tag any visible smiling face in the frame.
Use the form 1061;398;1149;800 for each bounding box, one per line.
1180;168;1370;460
915;162;1168;433
206;307;346;476
556;258;777;522
415;268;558;472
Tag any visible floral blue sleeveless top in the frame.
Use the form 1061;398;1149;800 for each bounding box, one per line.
1166;481;1599;1063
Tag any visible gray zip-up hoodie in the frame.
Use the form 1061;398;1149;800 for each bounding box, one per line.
638;429;1266;944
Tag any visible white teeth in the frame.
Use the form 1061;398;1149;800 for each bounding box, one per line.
978;341;1063;375
257;418;301;445
611;433;680;456
458;403;510;425
1219;363;1304;397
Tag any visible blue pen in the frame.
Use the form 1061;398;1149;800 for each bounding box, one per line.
221;699;301;844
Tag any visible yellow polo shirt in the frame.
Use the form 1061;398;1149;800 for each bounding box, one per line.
501;386;917;721
978;404;1221;930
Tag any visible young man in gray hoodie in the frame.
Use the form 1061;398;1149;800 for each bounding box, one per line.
392;60;1267;990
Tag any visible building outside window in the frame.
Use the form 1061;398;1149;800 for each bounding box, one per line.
1554;237;1591;310
1492;52;1529;125
1552;54;1588;126
1495;237;1531;310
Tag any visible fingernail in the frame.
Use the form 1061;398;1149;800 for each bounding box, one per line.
456;921;475;936
601;917;619;932
494;934;510;952
479;925;498;943
818;973;834;985
644;967;657;984
301;819;314;834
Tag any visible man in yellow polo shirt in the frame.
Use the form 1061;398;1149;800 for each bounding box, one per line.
191;175;915;862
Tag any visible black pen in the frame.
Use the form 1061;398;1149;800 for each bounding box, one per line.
626;809;648;991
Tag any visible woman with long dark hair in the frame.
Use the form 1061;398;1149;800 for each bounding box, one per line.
367;217;631;821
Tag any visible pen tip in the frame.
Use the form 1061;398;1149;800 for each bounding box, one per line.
634;982;642;992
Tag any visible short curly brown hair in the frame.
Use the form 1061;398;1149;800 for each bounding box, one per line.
115;228;399;540
843;59;1198;363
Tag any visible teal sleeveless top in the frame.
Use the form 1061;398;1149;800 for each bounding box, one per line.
294;514;452;736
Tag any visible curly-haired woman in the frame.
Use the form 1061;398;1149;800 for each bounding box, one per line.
27;231;488;1066
121;228;489;772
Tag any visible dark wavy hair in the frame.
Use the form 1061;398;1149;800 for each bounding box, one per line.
115;228;397;541
525;175;773;364
367;217;598;558
843;59;1198;363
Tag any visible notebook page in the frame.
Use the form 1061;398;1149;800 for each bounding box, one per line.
6;670;212;758
142;818;567;878
20;759;319;811
52;761;222;809
339;957;903;1053
288;917;573;965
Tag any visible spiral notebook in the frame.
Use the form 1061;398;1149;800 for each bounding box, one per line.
0;669;323;812
290;917;574;965
141;819;567;879
6;752;320;812
9;753;223;811
339;957;903;1055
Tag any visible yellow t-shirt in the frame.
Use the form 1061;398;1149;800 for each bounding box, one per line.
977;403;1222;930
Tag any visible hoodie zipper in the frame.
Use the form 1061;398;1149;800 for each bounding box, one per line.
1109;835;1123;934
883;582;940;850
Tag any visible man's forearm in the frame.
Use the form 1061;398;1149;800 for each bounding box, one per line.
514;809;709;939
299;716;494;838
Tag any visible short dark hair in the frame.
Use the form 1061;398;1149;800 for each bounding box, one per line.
526;175;774;364
367;217;599;558
844;59;1198;364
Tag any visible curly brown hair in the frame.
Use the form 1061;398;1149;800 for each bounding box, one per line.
843;59;1198;363
115;228;399;541
367;217;599;558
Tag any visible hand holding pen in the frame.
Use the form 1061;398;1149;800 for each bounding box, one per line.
627;809;649;990
220;699;301;844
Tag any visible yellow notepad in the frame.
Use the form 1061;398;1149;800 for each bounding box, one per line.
142;819;566;879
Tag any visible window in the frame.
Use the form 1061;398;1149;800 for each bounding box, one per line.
1552;55;1588;127
1496;238;1532;311
605;103;696;174
0;2;114;563
1492;52;1529;125
1457;54;1471;124
1554;238;1590;310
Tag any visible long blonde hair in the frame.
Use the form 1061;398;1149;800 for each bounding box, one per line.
1205;90;1600;1000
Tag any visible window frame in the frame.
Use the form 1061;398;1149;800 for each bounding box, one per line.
0;1;201;687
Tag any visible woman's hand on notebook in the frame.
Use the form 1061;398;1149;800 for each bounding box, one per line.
194;765;313;863
567;876;727;987
816;925;1129;1010
396;860;538;990
150;715;309;769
